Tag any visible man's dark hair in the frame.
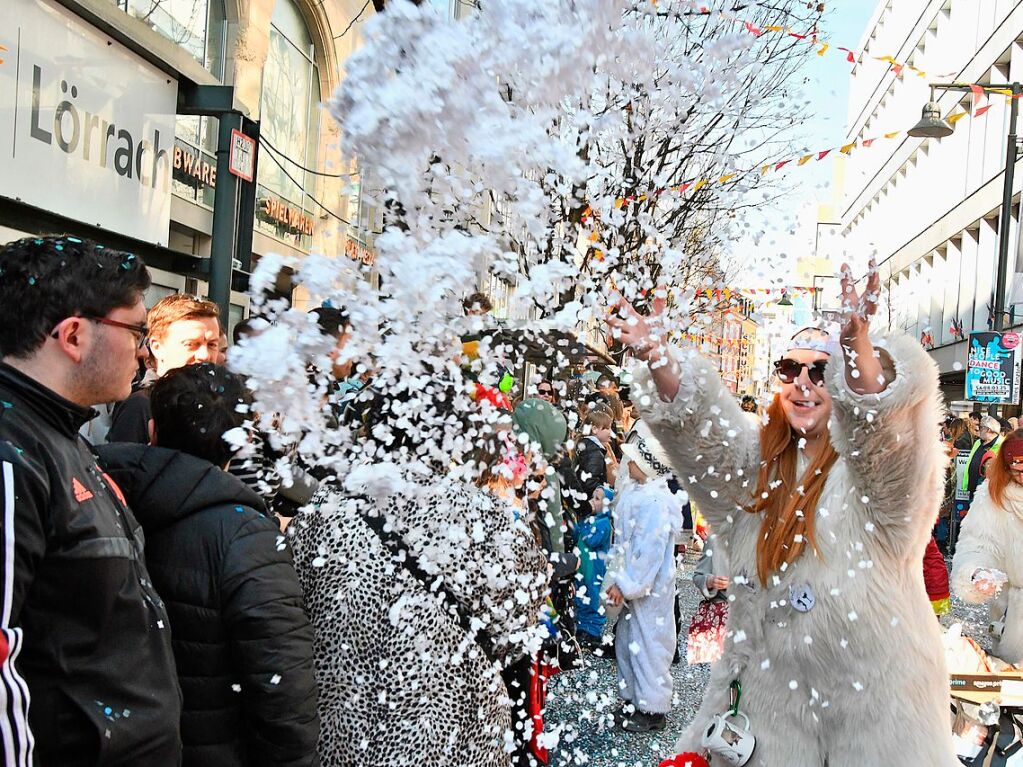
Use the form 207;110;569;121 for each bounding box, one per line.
0;235;151;358
232;316;270;345
150;363;251;467
309;306;351;339
969;412;982;422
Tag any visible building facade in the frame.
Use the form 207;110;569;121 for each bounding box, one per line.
841;0;1023;405
1;0;379;324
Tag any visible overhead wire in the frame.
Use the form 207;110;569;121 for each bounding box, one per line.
259;145;386;234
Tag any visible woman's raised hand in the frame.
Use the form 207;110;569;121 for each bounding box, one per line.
839;259;880;345
838;259;889;395
607;292;667;361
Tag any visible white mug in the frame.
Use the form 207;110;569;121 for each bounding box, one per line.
701;710;756;767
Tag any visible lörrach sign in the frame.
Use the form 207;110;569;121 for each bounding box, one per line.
0;0;178;245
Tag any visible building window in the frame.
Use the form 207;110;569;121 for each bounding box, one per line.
114;0;226;73
124;0;228;209
256;0;322;251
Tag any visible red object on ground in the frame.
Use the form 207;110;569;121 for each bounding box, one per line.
659;754;710;767
528;658;556;764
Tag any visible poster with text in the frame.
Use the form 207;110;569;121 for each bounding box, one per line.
965;331;1022;404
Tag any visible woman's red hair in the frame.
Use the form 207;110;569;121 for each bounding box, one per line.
985;429;1023;509
746;395;839;586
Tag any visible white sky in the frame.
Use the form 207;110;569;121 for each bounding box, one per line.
721;1;878;305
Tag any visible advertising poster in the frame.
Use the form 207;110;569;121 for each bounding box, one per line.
965;331;1022;404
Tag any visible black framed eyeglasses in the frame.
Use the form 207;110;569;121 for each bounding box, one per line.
774;357;827;386
51;316;149;348
88;317;149;348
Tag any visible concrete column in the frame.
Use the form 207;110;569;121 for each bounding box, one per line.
976;218;999;330
961;228;981;334
943;239;963;345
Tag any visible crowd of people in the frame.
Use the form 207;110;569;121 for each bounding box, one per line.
0;236;1020;767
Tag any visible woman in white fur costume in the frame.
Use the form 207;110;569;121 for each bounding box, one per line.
609;265;957;767
951;429;1023;665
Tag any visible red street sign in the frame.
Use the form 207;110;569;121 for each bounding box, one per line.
229;129;256;182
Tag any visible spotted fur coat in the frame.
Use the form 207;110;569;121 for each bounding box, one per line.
633;333;958;767
288;470;548;767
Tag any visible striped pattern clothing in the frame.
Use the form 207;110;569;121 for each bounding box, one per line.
0;363;181;765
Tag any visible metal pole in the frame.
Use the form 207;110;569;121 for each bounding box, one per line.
994;83;1020;332
209;113;242;321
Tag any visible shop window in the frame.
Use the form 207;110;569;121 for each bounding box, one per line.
121;0;229;209
255;0;322;251
113;0;226;73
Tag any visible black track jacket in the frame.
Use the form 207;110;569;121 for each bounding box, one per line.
0;364;181;766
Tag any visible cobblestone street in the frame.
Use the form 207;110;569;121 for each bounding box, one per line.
547;548;991;767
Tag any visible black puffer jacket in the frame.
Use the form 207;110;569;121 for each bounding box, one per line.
96;444;320;767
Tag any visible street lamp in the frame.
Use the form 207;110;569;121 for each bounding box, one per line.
910;81;1022;331
776;290;793;307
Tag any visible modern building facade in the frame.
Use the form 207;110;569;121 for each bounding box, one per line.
840;0;1023;405
2;0;380;324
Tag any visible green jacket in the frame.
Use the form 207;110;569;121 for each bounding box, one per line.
512;398;568;553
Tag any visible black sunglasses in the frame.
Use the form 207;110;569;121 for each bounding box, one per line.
774;357;827;386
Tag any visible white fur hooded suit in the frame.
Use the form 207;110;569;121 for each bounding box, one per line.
610;477;682;714
632;333;957;767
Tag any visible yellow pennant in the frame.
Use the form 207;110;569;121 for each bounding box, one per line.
798;154;813;166
947;112;969;125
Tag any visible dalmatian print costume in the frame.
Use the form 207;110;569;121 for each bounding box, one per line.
288;470;549;767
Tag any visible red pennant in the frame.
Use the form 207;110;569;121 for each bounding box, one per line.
975;104;993;117
970;84;985;103
861;139;875;148
817;150;831;161
838;47;856;63
775;160;791;171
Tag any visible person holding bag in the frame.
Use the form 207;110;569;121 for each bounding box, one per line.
609;263;958;767
688;536;730;665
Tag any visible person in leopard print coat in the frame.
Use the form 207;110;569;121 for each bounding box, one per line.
288;465;549;767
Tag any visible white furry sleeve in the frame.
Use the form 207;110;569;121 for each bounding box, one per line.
630;349;760;533
826;332;948;545
951;486;1004;604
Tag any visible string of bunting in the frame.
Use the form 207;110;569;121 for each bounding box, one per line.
677;332;756;348
698;286;820;300
669;0;956;81
593;85;1008;215
584;2;1023;217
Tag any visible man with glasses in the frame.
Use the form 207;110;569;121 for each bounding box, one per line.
106;293;221;443
0;236;180;765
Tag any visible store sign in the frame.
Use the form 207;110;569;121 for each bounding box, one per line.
259;195;314;236
173;142;217;189
345;237;376;266
229;129;255;182
965;330;1023;404
0;0;177;244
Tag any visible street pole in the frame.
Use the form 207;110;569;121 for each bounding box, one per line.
209;112;243;321
994;82;1021;333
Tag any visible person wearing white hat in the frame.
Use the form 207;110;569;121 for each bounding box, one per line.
609;264;957;766
604;425;682;732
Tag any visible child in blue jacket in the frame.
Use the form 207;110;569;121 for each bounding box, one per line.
574;486;613;648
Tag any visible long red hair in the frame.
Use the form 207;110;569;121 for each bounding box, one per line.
747;395;839;586
985;428;1023;509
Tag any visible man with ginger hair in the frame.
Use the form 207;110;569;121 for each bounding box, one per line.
106;293;222;443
